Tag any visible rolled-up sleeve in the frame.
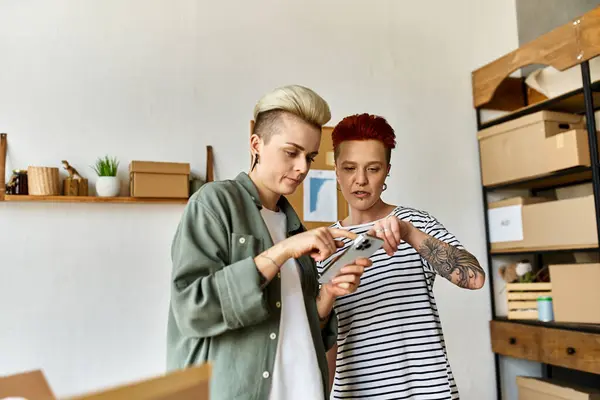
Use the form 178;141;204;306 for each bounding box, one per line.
170;199;270;338
321;310;338;351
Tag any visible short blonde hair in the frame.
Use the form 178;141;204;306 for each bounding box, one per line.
253;85;331;141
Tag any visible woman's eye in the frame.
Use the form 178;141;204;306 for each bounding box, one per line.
344;167;355;172
285;151;297;158
307;156;315;163
368;168;381;173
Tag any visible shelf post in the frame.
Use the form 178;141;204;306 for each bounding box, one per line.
0;133;6;202
476;108;503;400
581;61;600;249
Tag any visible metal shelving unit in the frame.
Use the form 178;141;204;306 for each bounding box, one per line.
471;6;600;399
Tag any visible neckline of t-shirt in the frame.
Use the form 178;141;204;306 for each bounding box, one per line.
334;206;402;230
260;206;285;216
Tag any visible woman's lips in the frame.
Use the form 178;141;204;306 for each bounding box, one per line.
285;177;301;185
352;190;370;199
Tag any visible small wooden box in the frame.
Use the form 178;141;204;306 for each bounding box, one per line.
506;282;552;320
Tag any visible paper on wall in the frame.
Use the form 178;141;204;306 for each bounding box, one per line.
303;169;337;222
488;205;524;243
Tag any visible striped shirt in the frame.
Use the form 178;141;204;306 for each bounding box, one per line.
317;206;462;400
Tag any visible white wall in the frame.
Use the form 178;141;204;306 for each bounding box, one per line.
0;0;518;398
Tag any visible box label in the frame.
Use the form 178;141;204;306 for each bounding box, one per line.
488;205;524;243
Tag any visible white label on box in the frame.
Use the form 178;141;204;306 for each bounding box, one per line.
488;205;524;243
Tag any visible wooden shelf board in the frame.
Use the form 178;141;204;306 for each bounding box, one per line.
484;167;593;192
479;83;600;130
491;244;599;256
3;195;188;204
493;317;600;334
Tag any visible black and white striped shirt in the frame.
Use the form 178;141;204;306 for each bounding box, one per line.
317;206;461;400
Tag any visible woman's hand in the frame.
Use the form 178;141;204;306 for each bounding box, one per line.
368;215;415;256
322;258;371;297
255;227;357;285
281;227;358;262
317;257;371;321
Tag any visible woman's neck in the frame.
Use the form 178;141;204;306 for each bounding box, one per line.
248;170;280;211
344;199;396;226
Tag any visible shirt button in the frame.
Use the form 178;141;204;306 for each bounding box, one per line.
270;333;276;340
275;301;281;308
262;371;270;379
277;272;281;278
239;237;246;244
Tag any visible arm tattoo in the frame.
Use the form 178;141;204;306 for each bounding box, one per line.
418;236;485;289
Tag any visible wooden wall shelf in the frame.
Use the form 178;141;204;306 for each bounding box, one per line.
4;195;188;204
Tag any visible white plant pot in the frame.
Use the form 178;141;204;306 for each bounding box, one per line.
96;176;120;197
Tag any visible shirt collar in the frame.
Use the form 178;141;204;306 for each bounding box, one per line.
234;172;302;233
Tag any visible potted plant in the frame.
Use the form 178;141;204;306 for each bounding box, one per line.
92;155;120;197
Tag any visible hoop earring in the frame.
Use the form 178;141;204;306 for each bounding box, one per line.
251;154;260;171
382;183;387;191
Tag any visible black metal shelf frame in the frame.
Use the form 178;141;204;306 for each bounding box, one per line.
476;58;600;400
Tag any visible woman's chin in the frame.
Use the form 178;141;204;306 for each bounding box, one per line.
279;181;300;195
349;198;377;212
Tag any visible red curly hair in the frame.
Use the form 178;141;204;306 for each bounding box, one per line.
331;113;396;164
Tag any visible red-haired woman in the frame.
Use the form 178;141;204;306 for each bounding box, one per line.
317;113;485;399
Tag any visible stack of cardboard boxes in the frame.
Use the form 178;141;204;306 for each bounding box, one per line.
480;110;600;398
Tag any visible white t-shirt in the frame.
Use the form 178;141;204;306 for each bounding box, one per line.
261;207;324;400
317;206;461;400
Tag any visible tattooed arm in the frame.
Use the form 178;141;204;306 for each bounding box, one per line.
414;233;485;289
368;214;485;290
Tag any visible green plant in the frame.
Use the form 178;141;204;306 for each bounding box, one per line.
91;155;119;177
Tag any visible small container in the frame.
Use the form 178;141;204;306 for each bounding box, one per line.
7;169;28;195
537;296;554;322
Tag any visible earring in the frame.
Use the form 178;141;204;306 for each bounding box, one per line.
251;153;260;171
382;183;387;191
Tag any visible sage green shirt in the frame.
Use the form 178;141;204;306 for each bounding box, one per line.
166;172;337;400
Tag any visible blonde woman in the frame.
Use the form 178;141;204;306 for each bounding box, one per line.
166;85;371;400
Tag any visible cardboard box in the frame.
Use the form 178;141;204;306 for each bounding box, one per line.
478;110;588;186
0;364;210;400
549;263;600;324
129;161;190;198
488;195;598;251
517;376;600;400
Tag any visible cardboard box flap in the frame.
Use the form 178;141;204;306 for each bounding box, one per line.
130;161;190;175
517;376;600;399
488;196;552;209
0;369;55;400
69;364;211;400
477;110;584;141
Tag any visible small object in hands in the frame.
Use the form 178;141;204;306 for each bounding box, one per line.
318;234;383;284
537;296;554;322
